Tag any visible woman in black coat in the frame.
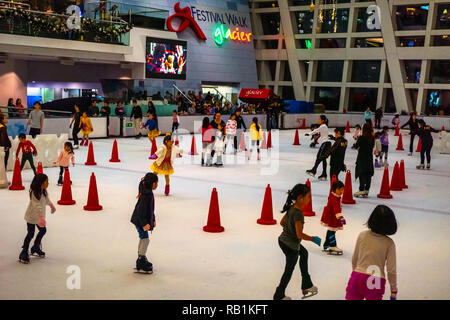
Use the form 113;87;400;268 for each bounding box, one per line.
401;111;419;155
0;114;12;169
354;123;375;198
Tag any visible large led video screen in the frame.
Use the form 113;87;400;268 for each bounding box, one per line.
146;37;187;79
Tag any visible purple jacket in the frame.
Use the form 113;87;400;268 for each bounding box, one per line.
380;133;389;146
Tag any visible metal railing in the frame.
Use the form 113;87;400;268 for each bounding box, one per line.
172;85;193;104
0;106;73;118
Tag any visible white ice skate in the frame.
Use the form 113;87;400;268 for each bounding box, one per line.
301;286;318;299
328;247;343;256
305;170;315;178
416;164;425;170
354;190;368;198
426;164;431;170
281;296;292;300
134;268;153;274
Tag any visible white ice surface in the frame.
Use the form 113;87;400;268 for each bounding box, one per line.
0;130;449;300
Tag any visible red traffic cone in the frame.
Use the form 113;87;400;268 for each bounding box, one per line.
257;184;277;225
203;188;224;233
396;133;404;151
394;124;400;136
57;168;76;205
188;135;199;155
390;161;402;191
83;173;102;211
267;130;272;149
377;166;393;199
239;131;247;151
345;121;350;133
260;131;267;149
442;125;445;131
149;138;158;159
302;179;315;216
175;136;179;146
301;118;306;130
109;139;120;162
399;160;408;189
9;158;25;190
329;175;337;194
36;162;43;175
341;170;356;204
416;138;422;152
293;129;301;146
85;141;97;166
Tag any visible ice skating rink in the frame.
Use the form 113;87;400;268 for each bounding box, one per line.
1;130;449;300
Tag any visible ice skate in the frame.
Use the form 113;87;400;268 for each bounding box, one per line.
328;247;343;255
384;160;389;167
281;296;292;300
257;153;261;161
318;174;327;181
30;244;45;258
426;164;430;170
305;170;315;178
374;159;380;168
301;286;318;299
322;247;330;253
201;157;204;167
135;256;153;274
416;164;425;170
18;250;30;264
354;190;367;198
73;145;79;150
408;152;412;156
164;185;170;196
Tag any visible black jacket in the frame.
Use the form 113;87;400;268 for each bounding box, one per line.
130;190;155;230
0;123;11;148
130;106;143;119
401;118;419;132
323;136;347;172
100;106;111;117
235;115;247;130
375;108;383;119
211;119;226;136
417;125;439;145
88;105;99;117
355;135;374;180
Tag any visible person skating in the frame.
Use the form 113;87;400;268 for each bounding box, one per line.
375;107;383;129
305;115;332;181
234;109;247;152
321;128;347;180
416;119;439;170
79;112;93;146
16;133;38;175
380;126;389;166
248;117;262;161
200;117;214;166
130;173;158;274
19;174;56;263
210;113;226;166
225;114;237;155
150;134;184;196
354;123;375;198
364;107;373;129
274;184;321;300
53;142;75;186
401;112;419;156
69;105;82;149
374;131;382;168
26;102;44;138
171;110;180;134
321;180;346;255
346;205;398;300
143;113;161;145
0;114;11;171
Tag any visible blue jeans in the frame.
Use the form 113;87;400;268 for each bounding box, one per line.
136;226;149;239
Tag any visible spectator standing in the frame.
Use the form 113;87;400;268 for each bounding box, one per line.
69;105;82;149
115;101;125;137
7;98;15;118
15;98;26;118
26;102;44;138
364;107;373;128
88;100;99;117
130;99;143;139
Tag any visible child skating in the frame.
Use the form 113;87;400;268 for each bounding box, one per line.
380;126;389;166
150;134;184;196
130;172;158;274
346;205;398;300
374;131;382;168
225;114;237;155
16;133;38;175
248;117;262;161
306;115;332;180
320;180;346;255
54;142;75;186
143;113;161;143
79;112;93;146
200;117;214;167
19;174;56;263
416;119;439;170
321;127;347;180
274;184;321;300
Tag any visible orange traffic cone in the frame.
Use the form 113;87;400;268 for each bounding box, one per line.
390;161;402;191
293;129;301;146
257;184;277;225
416;138;422;152
341;170;356;204
345;121;350;133
57;168;76;205
394;124;400;136
36;162;43;175
377;166;393;199
239;131;247;151
302;179;315;216
83;173;102;211
396;133;404;151
9;158;25;191
188;135;199;155
149;138;158;159
267;130;272;149
203;188;224;233
301;118;306;130
260;131;267;149
109;139;120;162
85;141;97;166
399;160;408;189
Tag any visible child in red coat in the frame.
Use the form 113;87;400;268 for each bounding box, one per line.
321;180;346;255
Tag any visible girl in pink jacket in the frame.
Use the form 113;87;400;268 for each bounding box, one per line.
54;142;75;186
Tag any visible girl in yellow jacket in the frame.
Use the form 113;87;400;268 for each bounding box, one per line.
79;112;93;146
150;134;184;196
248;117;263;161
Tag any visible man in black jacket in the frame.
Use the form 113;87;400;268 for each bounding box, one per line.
375;107;383;129
321;127;348;180
88;100;99;117
130;99;143;139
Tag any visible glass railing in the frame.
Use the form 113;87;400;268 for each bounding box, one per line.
0;4;132;45
85;1;169;30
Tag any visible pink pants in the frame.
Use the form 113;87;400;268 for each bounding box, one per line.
345;271;386;300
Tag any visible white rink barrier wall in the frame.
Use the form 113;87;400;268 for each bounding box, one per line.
437;131;450;154
5;134;68;171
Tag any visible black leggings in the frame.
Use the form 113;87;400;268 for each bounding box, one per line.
274;239;313;300
29;128;40;139
323;230;337;249
22;223;46;251
172;122;179;133
58;166;68;184
72;124;81;146
409;132;417;153
20;152;36;175
420;141;432;164
310;141;332;176
250;140;260;153
4;149;9;169
359;172;372;191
